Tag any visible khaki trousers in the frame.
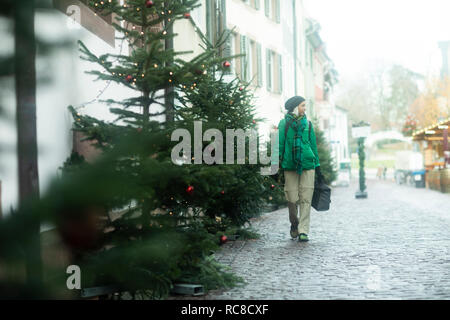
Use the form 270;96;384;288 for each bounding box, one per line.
284;169;315;235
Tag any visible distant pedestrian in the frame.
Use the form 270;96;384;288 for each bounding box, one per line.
278;96;322;242
383;166;387;180
377;166;383;180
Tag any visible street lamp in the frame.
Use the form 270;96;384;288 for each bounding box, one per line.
352;121;371;199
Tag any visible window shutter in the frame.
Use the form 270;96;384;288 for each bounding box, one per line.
247;37;252;83
223;30;232;58
278;54;283;93
240;35;247;81
264;0;270;17
257;43;262;87
275;0;280;23
266;49;272;91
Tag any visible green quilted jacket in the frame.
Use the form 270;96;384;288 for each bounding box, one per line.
277;113;320;174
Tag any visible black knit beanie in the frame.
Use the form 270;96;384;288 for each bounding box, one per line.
284;96;305;113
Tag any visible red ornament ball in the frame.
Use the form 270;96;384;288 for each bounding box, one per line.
184;13;191;19
125;75;133;83
145;0;154;8
220;235;228;244
271;184;275;189
221;190;225;195
223;61;231;68
239;87;244;91
186;185;194;195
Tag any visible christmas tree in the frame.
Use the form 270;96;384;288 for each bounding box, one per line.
59;0;279;298
1;0;282;299
175;48;279;226
312;119;337;185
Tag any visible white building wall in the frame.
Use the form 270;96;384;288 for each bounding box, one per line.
0;9;137;216
0;3;207;216
295;0;308;99
226;0;298;141
173;0;206;60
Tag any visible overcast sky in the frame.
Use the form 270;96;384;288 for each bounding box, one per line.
303;0;450;81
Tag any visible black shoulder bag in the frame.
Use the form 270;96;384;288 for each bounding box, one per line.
310;122;331;211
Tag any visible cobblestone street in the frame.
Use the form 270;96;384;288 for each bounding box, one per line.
178;179;450;300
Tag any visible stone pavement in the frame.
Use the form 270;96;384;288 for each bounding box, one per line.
174;178;450;300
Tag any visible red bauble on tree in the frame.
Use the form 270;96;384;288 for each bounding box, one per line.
145;0;154;8
271;184;275;189
184;13;191;19
125;75;133;83
223;61;231;68
220;235;228;244
186;185;194;195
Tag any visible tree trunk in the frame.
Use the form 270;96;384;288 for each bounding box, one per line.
14;0;42;287
164;1;174;123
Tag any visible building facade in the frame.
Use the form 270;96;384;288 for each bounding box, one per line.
0;0;204;216
0;0;345;215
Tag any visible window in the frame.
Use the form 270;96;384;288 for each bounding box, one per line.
278;54;283;92
256;43;263;87
266;49;272;91
264;0;280;23
247;39;262;87
232;32;242;77
249;40;257;86
243;0;261;10
240;35;249;82
207;0;226;45
231;34;262;86
272;0;280;23
273;53;282;93
229;33;237;75
266;49;282;93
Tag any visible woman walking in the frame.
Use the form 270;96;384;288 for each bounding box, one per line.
278;96;322;242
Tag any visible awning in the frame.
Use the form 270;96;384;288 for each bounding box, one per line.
412;117;450;141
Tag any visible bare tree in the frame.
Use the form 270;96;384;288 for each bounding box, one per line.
336;61;421;132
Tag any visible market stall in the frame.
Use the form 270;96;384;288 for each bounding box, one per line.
412;117;450;193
